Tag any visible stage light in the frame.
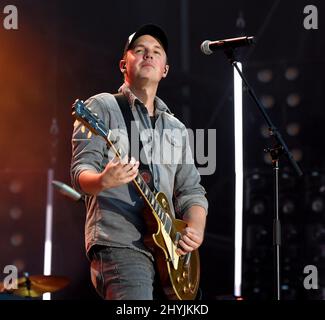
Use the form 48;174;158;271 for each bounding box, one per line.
9;179;23;194
9;207;22;220
291;148;303;161
286;93;301;107
305;172;325;220
234;62;243;298
10;233;23;247
310;196;324;214
263;153;272;165
284;67;299;81
250;198;266;216
257;69;273;83
260;94;275;109
260;124;270;138
253;287;260;293
286;122;301;136
249;172;264;185
281;198;296;215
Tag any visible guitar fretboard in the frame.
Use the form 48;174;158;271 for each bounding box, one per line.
134;173;172;234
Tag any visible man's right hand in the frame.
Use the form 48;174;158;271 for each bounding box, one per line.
78;156;140;195
100;156;140;189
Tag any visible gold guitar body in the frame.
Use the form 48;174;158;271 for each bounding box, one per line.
143;191;200;300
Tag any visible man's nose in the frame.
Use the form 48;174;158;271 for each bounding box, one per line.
144;50;153;59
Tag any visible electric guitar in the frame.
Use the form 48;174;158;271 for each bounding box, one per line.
72;99;200;300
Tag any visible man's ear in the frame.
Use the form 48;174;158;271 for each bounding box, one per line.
119;60;127;73
162;64;169;78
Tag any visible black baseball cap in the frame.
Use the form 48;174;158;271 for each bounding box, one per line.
123;24;168;56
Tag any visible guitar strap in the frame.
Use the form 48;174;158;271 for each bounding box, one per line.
114;93;154;191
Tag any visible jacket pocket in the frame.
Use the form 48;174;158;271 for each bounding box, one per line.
161;130;183;166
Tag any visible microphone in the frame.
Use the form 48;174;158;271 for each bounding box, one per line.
52;180;83;202
200;36;254;55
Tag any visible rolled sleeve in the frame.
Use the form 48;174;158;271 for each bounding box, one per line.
70;97;109;194
173;127;208;217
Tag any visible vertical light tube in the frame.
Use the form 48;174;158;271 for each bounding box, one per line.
43;168;54;300
234;62;243;298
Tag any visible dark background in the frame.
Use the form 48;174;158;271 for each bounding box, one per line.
0;0;324;300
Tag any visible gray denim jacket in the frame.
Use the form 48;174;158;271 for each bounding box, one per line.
71;85;208;259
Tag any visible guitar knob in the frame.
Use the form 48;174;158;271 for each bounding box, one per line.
182;271;188;278
177;276;182;283
183;286;189;294
161;198;167;208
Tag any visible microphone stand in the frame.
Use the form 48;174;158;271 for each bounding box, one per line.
223;48;303;300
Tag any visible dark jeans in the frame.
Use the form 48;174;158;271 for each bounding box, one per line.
90;246;165;300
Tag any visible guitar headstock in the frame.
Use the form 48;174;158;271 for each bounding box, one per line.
72;99;107;138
